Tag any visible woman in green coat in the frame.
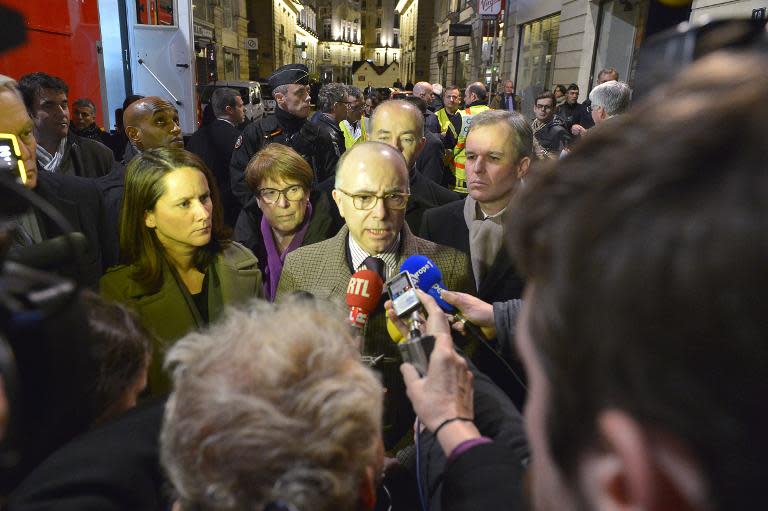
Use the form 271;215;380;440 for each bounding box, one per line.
101;148;262;395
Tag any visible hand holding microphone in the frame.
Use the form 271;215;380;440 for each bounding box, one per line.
400;255;493;341
436;289;496;339
390;289;477;437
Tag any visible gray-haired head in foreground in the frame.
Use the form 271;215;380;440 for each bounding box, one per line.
160;298;384;511
469;109;534;162
317;83;349;113
211;87;241;117
589;80;631;118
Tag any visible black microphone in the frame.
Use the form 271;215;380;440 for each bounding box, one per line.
6;232;88;271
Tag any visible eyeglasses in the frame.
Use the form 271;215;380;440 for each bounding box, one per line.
535;104;554;110
257;185;306;204
336;188;409;210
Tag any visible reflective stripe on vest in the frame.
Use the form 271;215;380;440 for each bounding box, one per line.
451;104;490;193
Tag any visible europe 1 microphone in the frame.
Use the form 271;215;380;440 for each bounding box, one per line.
400;255;490;341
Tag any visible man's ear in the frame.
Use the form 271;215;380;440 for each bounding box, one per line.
126;126;141;146
516;156;531;180
415;136;427;158
331;189;345;219
580;410;706;511
273;91;285;108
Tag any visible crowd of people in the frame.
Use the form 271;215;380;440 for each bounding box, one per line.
0;42;766;511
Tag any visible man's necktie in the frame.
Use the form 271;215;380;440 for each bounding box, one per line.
362;256;385;281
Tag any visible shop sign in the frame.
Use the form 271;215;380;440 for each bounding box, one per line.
478;0;502;17
194;22;214;41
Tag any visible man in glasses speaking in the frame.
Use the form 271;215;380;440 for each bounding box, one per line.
276;141;471;449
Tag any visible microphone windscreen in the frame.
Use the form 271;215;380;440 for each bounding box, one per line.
427;285;456;313
386;316;404;344
399;255;443;290
345;270;384;312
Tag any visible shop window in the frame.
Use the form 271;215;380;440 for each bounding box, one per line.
136;0;175;26
224;51;240;79
453;47;470;88
591;0;649;89
192;0;212;23
515;12;561;118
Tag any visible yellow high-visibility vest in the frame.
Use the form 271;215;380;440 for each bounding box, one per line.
339;119;367;150
435;108;458;138
451;105;490;193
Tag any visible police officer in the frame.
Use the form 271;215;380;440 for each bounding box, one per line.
229;64;338;206
444;82;490;194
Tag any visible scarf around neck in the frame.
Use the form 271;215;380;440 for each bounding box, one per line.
36;137;67;172
260;201;313;301
463;196;507;289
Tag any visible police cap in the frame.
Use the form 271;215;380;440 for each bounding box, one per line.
268;64;310;89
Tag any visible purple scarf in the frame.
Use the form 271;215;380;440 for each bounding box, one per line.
261;202;313;301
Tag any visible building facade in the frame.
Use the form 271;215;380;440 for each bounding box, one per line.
360;0;402;68
247;0;319;81
317;0;365;83
351;60;402;88
192;0;250;84
396;0;435;84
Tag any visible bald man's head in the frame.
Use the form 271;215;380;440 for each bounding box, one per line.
333;142;410;254
370;100;426;168
124;96;183;151
466;81;488;104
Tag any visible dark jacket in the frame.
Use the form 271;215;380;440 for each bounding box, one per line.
8;399;169;511
56;131;115;178
230;111;339;207
309;111;345;156
186;118;242;227
490;92;521;111
419;199;524;302
420;199;528;408
94;160;125;268
233;190;340;271
420;354;529;511
534;115;572;154
100;242;262;395
556;101;593;130
30;171;113;288
424;110;441;134
441;442;526;511
406;169;460;234
416;131;450;185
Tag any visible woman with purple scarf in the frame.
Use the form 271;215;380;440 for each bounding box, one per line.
234;144;338;301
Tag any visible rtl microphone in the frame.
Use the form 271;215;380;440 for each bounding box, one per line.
345;269;384;332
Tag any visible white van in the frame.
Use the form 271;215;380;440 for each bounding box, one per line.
198;80;266;122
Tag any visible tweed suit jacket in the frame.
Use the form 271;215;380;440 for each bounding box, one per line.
276;223;472;447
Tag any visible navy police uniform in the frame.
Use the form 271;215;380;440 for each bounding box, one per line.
229;64;339;206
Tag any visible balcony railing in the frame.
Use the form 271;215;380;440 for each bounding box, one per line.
297;19;318;37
